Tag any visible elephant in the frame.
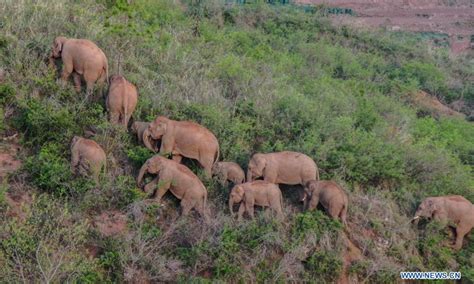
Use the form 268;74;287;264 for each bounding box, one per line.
304;180;348;226
212;161;245;186
145;116;220;177
247;151;319;202
412;195;473;250
137;155;209;219
131;121;159;151
106;75;138;127
229;180;284;221
49;36;108;95
70;136;106;182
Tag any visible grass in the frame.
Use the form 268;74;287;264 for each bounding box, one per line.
0;0;473;282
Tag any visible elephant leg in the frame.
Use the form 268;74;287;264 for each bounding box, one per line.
245;201;255;219
195;199;207;219
453;225;469;250
327;205;341;220
237;203;246;221
78;163;89;177
60;57;73;85
201;159;213;178
155;180;171;204
144;177;159;196
181;198;195;216
72;72;82;92
172;154;183;163
109;112;120;125
124;114;132;128
85;80;95;97
274;205;284;220
340;205;348;226
84;70;98;97
71;151;80;173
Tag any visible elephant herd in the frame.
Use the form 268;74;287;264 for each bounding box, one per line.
50;36;473;250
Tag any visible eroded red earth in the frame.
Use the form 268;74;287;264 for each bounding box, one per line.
296;0;473;54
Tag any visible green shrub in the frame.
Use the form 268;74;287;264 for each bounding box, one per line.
0;83;15;105
24;143;94;197
304;250;343;282
0;195;101;282
292;210;342;243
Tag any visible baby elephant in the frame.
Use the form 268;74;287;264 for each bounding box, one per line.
213;161;245;186
70;136;106;182
229;181;284;221
131;121;159;152
137;155;208;220
106;75;138;127
413;195;473;250
304;180;348;226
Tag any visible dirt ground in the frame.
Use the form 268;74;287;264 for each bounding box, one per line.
0;135;21;182
295;0;473;54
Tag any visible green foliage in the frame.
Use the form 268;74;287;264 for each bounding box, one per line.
304;250;343;282
292;210;342;242
24;142;95;197
0;195;101;282
0;83;15;106
417;221;457;270
126;146;155;168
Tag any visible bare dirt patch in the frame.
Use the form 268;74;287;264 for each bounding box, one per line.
407;90;465;118
5;190;32;220
94;210;128;237
295;0;473;53
0;136;21;182
338;233;363;284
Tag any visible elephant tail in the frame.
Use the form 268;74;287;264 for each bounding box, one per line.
123;94;129;127
340;203;348;226
102;55;109;85
279;189;284;211
214;142;220;165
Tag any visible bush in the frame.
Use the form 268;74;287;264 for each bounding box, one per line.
24;143;95;197
304;250;343;282
0;195;101;282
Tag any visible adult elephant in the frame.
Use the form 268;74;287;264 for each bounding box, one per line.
247;151;319;203
49;36;108;95
137;155;208;219
106;75;138;127
144;116;219;177
247;151;319;183
412;195;473;250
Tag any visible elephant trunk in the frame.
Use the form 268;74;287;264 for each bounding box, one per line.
137;164;148;187
142;129;156;152
229;198;234;215
48;53;56;68
246;170;253;182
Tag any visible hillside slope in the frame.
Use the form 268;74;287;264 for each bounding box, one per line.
0;0;473;282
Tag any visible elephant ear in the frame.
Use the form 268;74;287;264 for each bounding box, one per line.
54;37;65;53
235;185;245;199
71;136;80;147
148;158;162;173
255;155;267;172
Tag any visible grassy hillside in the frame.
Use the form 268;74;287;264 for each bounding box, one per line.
1;0;473;282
